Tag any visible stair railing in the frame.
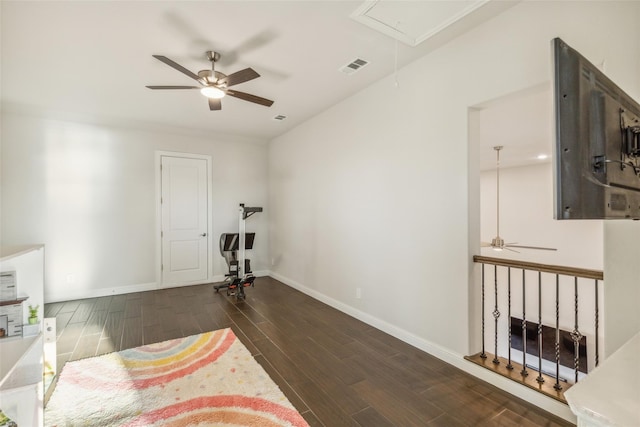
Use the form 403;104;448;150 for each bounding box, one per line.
468;255;603;403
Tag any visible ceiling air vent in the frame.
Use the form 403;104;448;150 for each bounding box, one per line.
339;58;370;75
273;114;287;121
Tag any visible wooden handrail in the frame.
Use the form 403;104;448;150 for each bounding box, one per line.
473;255;603;280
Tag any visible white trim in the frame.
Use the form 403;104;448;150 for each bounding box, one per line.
156;275;228;291
250;270;270;278
44;282;158;303
267;270;576;424
155;151;214;288
44;270;271;304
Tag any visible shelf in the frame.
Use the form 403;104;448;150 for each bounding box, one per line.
0;245;44;262
0;297;28;307
0;334;42;390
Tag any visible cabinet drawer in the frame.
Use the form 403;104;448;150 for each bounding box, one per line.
0;271;17;302
0;304;22;318
6;322;22;336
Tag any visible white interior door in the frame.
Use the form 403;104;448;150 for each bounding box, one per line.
160;155;209;285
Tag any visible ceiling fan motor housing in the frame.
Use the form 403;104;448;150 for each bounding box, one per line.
197;70;227;85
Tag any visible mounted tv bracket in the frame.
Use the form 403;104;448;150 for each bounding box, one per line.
214;203;263;301
592;109;640;177
621;109;640;157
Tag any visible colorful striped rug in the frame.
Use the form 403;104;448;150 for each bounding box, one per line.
45;328;309;426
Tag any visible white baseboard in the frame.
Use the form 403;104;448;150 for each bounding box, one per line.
44;281;159;303
267;270;576;424
44;271;270;303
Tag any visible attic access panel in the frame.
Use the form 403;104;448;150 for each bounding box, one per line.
350;0;491;47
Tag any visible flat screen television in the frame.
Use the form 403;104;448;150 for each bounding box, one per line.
553;37;640;219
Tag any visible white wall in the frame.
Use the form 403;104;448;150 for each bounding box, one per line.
268;1;639;419
604;221;640;356
600;1;640;357
480;162;603;270
480;162;604;372
269;0;636;356
1;112;269;302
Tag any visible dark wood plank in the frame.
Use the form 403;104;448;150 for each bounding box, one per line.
121;316;143;349
251;337;313;387
123;298;142;319
53;311;74;337
57;299;83;314
253;354;309;414
228;311;267;342
68;301;96;324
295;380;358;427
351;379;443;426
352;407;395;427
108;294;126;312
70;333;101;361
44;302;64;317
102;311;124;343
93;296;113;312
82;310;108;336
426;413;469;427
45;278;574;427
96;338;118;356
175;312;202;337
55;322;84;354
421;382;502;425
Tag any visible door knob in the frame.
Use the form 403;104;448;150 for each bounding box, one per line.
201;233;207;237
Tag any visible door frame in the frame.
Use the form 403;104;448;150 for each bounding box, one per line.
155;151;213;288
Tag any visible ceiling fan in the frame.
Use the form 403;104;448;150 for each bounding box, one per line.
481;146;557;253
146;51;274;111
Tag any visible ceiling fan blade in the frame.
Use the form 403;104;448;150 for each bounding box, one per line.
504;247;520;253
223;68;260;87
146;85;200;90
506;244;557;251
208;98;222;111
152;55;203;83
481;242;493;247
226;89;274;107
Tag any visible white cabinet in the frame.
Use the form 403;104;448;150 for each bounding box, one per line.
0;302;25;337
0;334;43;426
0;245;45;426
565;332;640;427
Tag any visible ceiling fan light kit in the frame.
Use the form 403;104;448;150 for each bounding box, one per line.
200;86;225;99
482;145;557;253
146;50;273;111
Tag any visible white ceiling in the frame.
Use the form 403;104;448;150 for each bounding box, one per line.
477;86;554;171
1;0;519;142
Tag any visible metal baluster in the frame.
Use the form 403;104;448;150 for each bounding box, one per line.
507;267;513;370
595;279;599;367
493;265;500;364
554;274;562;390
481;263;486;359
571;277;583;383
521;269;528;377
536;271;544;384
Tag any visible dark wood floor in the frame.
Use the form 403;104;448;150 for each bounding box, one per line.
44;276;573;426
